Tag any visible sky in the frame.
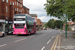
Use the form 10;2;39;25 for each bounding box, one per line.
23;0;58;22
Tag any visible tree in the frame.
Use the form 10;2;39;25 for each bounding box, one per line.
54;20;63;28
51;21;55;29
44;0;75;21
47;19;55;28
43;23;47;28
46;19;63;29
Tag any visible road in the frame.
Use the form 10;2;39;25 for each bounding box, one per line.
0;29;60;50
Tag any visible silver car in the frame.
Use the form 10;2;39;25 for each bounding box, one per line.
0;31;5;37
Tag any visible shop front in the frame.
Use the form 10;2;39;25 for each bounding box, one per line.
5;21;13;33
0;19;5;32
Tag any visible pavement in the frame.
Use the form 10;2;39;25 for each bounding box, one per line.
50;30;75;50
60;31;75;50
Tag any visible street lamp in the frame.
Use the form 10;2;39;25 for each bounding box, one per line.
65;0;67;38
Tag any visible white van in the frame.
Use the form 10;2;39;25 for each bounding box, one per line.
0;31;5;37
0;23;5;37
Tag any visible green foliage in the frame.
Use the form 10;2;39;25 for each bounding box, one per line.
44;0;75;21
51;21;55;29
47;19;55;28
43;23;47;28
55;20;63;28
46;19;63;29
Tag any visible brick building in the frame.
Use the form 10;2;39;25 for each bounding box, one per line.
37;19;43;29
37;19;43;27
0;0;29;32
23;6;29;14
29;14;43;29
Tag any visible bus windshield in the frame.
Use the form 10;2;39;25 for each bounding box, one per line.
14;24;25;29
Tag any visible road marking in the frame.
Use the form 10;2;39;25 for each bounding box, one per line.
47;39;51;44
54;35;59;50
52;36;56;39
51;34;59;50
41;46;45;50
0;44;7;47
52;36;54;39
58;34;61;50
15;38;26;42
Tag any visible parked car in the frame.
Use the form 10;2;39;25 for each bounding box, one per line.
6;28;13;35
44;28;47;30
0;31;5;37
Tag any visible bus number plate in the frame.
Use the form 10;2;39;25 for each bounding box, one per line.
18;33;21;34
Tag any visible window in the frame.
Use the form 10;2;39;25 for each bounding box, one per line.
19;4;20;6
13;2;14;5
19;10;20;12
14;24;25;28
20;5;22;7
10;2;11;5
15;1;16;5
20;4;21;7
2;0;5;2
17;2;18;6
27;10;29;13
6;6;8;12
21;5;22;7
21;10;22;12
17;8;19;11
15;8;16;11
23;9;24;11
6;0;8;3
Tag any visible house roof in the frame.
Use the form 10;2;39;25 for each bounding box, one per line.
23;6;29;10
17;0;23;4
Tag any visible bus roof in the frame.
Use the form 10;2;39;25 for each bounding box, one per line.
14;14;32;17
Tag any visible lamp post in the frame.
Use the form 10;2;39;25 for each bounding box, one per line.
65;0;67;38
65;14;67;38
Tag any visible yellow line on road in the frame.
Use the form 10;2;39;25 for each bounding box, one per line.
54;35;59;50
58;34;61;50
50;34;59;50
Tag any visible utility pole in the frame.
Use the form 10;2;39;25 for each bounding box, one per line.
65;0;67;38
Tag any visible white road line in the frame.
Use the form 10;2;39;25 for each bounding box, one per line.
15;38;26;42
47;39;51;44
0;44;7;47
52;36;56;39
52;36;54;38
41;46;45;50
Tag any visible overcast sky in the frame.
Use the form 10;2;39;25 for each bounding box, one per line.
23;0;58;22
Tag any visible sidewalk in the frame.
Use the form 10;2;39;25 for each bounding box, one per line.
60;31;75;50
